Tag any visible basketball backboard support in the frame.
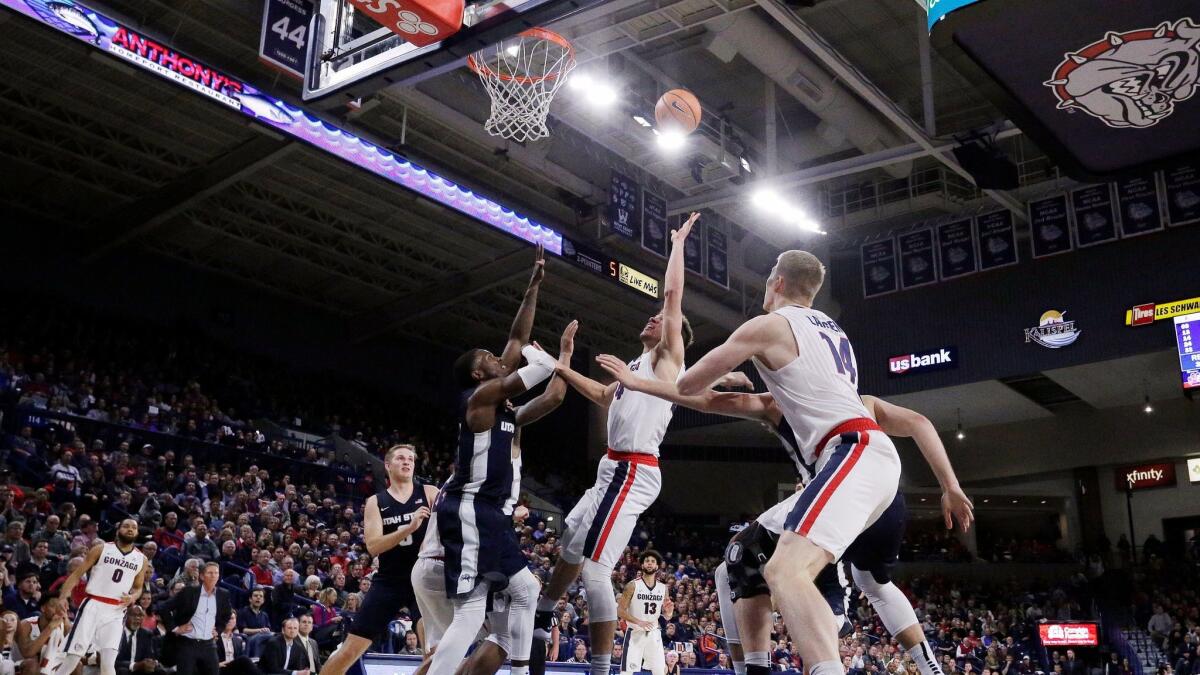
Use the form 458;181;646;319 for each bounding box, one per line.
303;0;603;106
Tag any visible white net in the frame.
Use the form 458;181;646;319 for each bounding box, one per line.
468;29;576;143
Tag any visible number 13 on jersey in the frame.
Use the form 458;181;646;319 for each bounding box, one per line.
818;333;857;385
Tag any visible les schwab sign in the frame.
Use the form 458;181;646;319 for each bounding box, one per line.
1114;462;1177;491
1039;623;1098;647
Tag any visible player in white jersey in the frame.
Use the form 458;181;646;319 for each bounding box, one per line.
55;519;149;675
15;595;71;675
617;551;672;675
532;213;704;675
675;250;903;675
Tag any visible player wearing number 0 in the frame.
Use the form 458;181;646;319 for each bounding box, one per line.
673;250;903;675
322;444;437;675
54;518;149;675
617;551;672;675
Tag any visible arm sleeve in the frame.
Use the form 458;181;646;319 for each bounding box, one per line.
517;345;557;389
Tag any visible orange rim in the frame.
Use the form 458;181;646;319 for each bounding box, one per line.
467;28;575;85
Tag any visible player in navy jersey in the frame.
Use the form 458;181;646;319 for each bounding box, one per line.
426;246;569;675
322;444;438;675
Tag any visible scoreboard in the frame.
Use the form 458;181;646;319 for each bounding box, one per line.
1176;312;1200;391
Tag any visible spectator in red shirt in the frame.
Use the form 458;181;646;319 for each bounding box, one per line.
153;511;185;551
248;549;275;588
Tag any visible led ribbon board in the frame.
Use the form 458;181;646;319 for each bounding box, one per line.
2;0;662;300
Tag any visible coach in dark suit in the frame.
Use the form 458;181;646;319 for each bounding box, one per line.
258;617;315;675
159;562;232;675
116;605;166;675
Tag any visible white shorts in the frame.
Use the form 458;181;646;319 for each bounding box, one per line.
773;423;900;560
412;557;452;652
65;596;127;656
621;627;666;675
562;452;661;569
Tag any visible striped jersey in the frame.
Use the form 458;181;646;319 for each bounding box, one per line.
607;351;685;456
443;391;517;505
753;306;869;470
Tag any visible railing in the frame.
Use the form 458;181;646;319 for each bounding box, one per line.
819;167;981;219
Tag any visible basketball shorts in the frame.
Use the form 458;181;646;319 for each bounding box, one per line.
349;576;419;642
411;557;452;651
437;493;526;598
562;450;662;569
776;419;900;560
621;627;666;675
64;595;127;656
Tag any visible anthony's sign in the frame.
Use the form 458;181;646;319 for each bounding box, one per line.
1114;462;1177;491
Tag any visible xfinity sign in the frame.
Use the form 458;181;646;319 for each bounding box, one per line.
888;346;958;377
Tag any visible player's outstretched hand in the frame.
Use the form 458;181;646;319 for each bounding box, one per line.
595;354;635;387
716;372;754;390
671;212;701;246
514;505;530;523
941;485;974;533
560;320;578;361
529;244;545;286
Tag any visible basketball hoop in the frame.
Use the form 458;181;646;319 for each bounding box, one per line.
467;28;575;143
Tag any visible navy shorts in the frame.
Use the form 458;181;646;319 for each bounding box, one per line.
843;492;907;584
349;576;418;641
437;493;526;598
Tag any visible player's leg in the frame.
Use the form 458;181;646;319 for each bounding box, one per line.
619;629;639;675
413;558;453;655
325;578;410;675
462;640;506;675
427;582;491;675
714;563;744;675
537;480;606;627
721;518;783;675
643;635;667;675
764;430;899;675
502;569;541;675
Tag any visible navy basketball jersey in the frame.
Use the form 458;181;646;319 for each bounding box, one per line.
769;416;816;484
375;479;428;581
443;391;517;506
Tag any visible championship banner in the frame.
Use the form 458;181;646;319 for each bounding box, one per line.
706;225;729;289
975;210;1018;270
1163;164;1200;227
935;218;977;280
683;216;704;276
1028;194;1073;258
259;0;312;79
641;191;668;258
861;239;898;298
1116;173;1164;237
1071;184;1118;248
608;171;641;241
898;228;937;289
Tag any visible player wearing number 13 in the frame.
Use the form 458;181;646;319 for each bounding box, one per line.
675;250;902;675
54;518;149;675
617;551;671;675
322;444;437;675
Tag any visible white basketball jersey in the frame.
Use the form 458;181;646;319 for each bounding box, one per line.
752;306;869;469
86;542;145;599
607;351;684;456
24;616;64;665
628;577;667;627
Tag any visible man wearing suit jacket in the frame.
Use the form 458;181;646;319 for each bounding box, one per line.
117;605;166;675
217;613;259;675
159;562;232;675
297;614;323;674
258;617;313;675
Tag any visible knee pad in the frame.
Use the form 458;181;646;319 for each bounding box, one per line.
581;559;618;623
714;563;741;645
851;565;917;635
724;521;777;601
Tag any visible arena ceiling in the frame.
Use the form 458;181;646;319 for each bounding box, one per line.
0;0;1073;359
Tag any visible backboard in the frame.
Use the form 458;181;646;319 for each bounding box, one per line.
303;0;603;106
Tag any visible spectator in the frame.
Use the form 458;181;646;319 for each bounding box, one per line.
50;450;82;503
570;642;589;664
171;558;202;588
184;521;219;562
238;587;273;636
153;512;185;551
296;614;323;674
3;572;41;620
218;613;256;675
258;617;315;675
16;538;59;591
31;515;70;558
272;569;303;627
1149;605;1173;641
114;605;162;675
248;549;275;589
71;517;100;552
398;631;421;656
666;651;682;675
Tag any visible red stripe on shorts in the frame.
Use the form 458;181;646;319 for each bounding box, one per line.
591;462;638;561
797;431;869;536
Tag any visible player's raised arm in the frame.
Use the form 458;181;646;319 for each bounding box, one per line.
548;321;618;407
863;395;973;532
676;314;781;396
595;354;770;422
499;245;545;370
516;322;577;426
655;212;700;374
57;539;103;601
363;494;429;557
470;343;560;409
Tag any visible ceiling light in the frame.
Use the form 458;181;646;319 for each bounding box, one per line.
1143;395;1153;414
588;82;619;106
955;408;965;441
740;156;752;173
1040;500;1047;504
1011;499;1019;504
633;115;652;128
656;128;686;151
1142;380;1153;414
751;186;825;233
505;44;520;58
567;72;591;90
983;498;989;504
546;516;554;522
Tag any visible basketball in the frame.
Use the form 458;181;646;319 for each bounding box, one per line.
655;89;702;134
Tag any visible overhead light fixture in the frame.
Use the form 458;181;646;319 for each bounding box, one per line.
1040;500;1047;504
983;498;990;504
1142;380;1153;414
955;408;965;441
750;186;825;233
567;73;618;106
655;128;686;151
740;156;752;173
1011;499;1019;504
632;115;652;128
505;44;520;58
